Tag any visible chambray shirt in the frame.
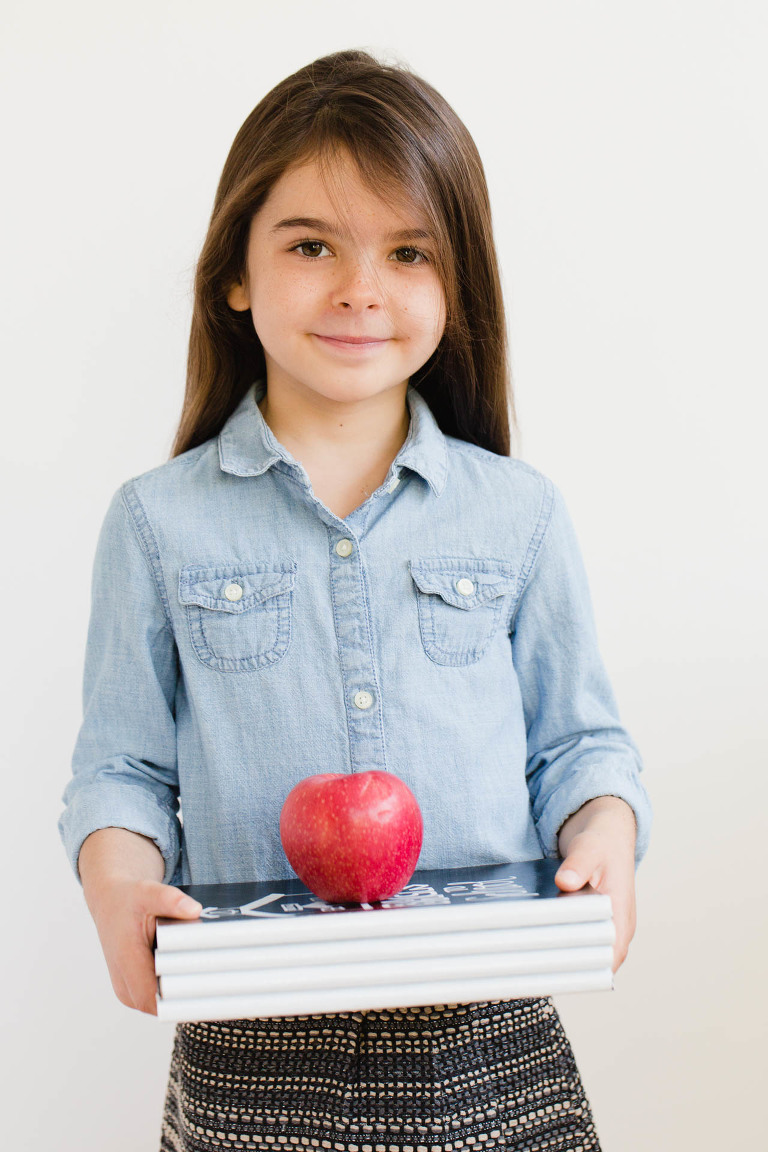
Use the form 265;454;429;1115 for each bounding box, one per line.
59;381;651;887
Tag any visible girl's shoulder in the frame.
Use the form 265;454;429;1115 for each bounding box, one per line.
439;436;562;560
103;438;227;546
118;437;219;497
444;434;554;499
446;435;544;474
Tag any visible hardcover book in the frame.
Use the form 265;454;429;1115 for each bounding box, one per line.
154;860;614;1022
155;859;612;951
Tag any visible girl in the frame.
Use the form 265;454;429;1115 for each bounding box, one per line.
60;49;651;1152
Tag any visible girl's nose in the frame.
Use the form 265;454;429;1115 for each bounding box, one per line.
331;260;381;310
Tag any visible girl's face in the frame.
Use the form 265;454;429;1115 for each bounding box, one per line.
227;151;446;409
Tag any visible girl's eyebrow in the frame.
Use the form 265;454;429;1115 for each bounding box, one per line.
270;216;433;243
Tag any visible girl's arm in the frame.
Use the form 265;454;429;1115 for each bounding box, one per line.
59;484;183;887
511;481;651;971
60;485;190;1012
79;827;201;1015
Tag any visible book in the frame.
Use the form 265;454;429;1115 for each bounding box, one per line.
155;859;612;952
155;969;614;1022
155;919;616;976
154;860;614;1022
158;944;615;1000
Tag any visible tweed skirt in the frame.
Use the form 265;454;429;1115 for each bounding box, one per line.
160;998;601;1152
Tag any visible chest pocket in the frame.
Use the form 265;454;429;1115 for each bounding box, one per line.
179;562;296;672
409;557;519;667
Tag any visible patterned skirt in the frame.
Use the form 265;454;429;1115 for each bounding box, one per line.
160;998;601;1152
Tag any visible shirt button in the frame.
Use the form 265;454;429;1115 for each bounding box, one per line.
387;475;401;493
335;538;354;558
353;691;374;710
456;577;475;596
224;583;243;601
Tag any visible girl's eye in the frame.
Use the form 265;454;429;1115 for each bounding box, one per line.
392;246;427;265
292;240;330;259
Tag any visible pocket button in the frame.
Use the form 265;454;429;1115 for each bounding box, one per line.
456;577;475;596
224;583;243;601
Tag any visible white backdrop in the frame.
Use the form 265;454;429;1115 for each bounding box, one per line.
2;2;766;1148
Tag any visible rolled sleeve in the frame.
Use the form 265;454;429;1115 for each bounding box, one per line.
512;482;652;864
58;484;181;885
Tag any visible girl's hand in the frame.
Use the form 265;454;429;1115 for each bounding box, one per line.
86;877;203;1015
554;796;638;973
78;828;202;1015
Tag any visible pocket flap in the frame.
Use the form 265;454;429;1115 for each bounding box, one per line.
179;563;296;614
409;558;518;610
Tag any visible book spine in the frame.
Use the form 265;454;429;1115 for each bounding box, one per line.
156;969;615;1022
158;946;615;1001
155;920;616;975
156;894;612;952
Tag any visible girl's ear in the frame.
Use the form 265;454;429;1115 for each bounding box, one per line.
227;281;251;311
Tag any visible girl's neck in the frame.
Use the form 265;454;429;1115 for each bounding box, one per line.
257;379;411;471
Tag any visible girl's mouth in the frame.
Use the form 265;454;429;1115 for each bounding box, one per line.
313;333;390;350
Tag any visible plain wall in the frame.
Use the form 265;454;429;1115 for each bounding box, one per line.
2;2;766;1148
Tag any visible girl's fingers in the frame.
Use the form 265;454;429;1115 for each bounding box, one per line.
134;884;203;1013
117;883;204;1015
108;968;133;1010
554;846;603;891
611;895;637;972
120;945;159;1015
138;881;203;922
554;838;636;973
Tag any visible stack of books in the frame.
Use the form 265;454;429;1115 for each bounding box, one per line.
154;859;615;1022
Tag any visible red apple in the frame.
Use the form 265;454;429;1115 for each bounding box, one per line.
279;771;423;903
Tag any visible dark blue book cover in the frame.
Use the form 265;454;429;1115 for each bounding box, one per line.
173;859;568;922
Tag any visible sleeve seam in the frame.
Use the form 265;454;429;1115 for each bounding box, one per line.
509;475;556;629
120;481;173;629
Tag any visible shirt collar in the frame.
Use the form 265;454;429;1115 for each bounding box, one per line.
218;381;448;497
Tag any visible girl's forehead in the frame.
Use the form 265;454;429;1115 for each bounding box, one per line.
256;153;431;237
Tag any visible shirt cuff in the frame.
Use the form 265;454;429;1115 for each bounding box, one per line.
58;783;181;886
535;765;652;865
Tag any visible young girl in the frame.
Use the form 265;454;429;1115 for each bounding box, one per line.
60;49;651;1152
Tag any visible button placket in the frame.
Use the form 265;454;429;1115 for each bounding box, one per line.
328;531;387;772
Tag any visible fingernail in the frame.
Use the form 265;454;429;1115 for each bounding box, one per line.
177;895;201;914
557;869;582;886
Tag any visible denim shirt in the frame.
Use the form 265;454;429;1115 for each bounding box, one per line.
59;382;651;887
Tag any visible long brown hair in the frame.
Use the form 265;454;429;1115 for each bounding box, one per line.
171;49;515;459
